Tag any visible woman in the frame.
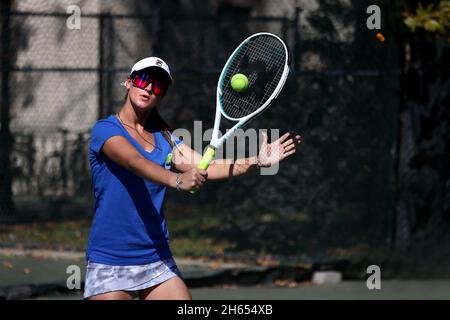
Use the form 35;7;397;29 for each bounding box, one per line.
84;57;302;300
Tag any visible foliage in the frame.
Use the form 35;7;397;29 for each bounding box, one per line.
404;1;450;40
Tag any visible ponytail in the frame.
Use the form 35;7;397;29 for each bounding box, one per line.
149;108;175;150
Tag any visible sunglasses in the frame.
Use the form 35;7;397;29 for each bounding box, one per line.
130;71;169;97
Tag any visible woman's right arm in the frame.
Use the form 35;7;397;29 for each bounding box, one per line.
102;136;207;191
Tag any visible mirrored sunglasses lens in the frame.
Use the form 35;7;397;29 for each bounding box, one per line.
132;73;150;88
153;81;166;96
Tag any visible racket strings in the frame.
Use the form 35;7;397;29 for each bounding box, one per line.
221;35;286;119
224;37;282;108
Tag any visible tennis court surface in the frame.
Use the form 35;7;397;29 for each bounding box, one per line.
1;250;449;300
28;281;450;300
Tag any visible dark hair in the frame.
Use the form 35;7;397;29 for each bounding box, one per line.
149;108;176;150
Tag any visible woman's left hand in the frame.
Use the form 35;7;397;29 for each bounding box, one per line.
257;131;302;167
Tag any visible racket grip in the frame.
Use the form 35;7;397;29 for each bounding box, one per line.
190;146;216;194
198;146;216;170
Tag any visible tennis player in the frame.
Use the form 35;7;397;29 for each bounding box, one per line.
83;57;302;300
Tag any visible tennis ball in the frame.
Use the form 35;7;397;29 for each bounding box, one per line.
230;73;249;92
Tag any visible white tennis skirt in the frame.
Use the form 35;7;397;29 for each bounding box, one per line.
83;257;182;299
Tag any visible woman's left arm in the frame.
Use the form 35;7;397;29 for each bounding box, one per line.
172;132;302;180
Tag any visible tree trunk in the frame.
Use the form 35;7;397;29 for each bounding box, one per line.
392;30;450;247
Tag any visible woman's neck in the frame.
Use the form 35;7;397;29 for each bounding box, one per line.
118;103;152;130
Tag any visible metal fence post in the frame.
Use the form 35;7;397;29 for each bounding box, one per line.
293;2;301;72
106;13;114;116
0;0;16;220
98;14;105;119
0;1;11;137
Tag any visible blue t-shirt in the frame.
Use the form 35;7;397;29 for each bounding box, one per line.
86;115;182;265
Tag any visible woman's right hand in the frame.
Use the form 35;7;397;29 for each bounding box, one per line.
174;168;208;191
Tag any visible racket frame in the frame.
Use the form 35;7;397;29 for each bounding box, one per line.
209;32;290;150
192;32;290;192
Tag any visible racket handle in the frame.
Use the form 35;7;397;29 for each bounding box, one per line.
190;146;216;194
197;146;216;170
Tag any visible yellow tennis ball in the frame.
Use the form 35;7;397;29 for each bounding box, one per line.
230;73;249;92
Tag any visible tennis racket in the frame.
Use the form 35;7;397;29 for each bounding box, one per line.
192;32;290;193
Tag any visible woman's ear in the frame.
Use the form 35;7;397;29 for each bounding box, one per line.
122;78;131;90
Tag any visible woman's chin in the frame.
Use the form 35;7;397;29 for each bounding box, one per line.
133;100;153;111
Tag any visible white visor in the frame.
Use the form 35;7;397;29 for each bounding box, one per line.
130;57;172;84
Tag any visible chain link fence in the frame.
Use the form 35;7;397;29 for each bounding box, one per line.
0;0;397;256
